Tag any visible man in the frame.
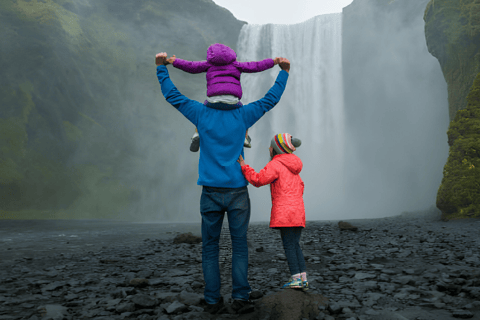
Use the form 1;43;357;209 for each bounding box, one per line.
155;52;290;314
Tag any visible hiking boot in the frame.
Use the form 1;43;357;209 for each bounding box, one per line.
231;299;255;314
244;135;252;148
190;135;200;152
302;280;309;291
202;296;226;314
281;276;303;289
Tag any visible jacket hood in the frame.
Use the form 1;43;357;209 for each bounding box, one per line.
273;154;303;175
207;43;237;66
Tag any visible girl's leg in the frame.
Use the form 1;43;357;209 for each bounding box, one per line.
279;228;302;288
292;227;306;273
190;127;200;152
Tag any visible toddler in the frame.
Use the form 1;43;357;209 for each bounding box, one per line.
237;133;308;290
166;43;280;151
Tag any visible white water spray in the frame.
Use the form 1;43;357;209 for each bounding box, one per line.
237;14;346;221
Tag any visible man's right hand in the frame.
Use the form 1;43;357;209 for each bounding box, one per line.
155;52;176;66
277;57;290;73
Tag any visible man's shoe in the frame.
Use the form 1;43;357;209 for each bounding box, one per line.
190;136;200;152
202;296;225;314
231;299;255;314
281;277;303;289
244;135;252;148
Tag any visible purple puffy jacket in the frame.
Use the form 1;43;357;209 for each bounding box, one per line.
172;43;274;99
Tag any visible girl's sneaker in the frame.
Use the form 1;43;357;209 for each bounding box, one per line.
302;280;309;291
244;135;252;148
190;132;200;152
281;277;303;289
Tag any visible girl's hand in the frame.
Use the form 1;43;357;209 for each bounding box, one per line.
237;155;246;166
273;57;281;65
166;55;176;64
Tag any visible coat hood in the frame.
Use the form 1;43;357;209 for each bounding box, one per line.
207;43;237;66
273;154;303;175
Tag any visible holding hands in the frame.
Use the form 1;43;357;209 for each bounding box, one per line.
237;154;246;166
155;52;176;66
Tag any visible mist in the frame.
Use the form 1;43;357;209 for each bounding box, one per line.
236;1;449;221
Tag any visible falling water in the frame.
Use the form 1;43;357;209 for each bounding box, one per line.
237;14;346;221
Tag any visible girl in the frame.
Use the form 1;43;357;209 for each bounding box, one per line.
237;133;308;290
165;43;280;151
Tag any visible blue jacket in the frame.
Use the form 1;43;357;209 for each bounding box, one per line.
157;65;289;188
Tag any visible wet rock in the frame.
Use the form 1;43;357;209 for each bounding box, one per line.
338;221;358;231
452;309;474;318
132;294;157;308
178;290;202;306
129;278;149;287
165;300;188;314
173;232;202;244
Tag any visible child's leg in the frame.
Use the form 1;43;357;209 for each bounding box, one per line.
190;127;200;152
244;129;251;148
279;228;303;288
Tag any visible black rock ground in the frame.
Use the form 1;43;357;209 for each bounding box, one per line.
1;212;480;320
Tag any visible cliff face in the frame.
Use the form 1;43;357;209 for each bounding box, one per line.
424;0;480;119
342;0;449;214
0;0;245;220
436;72;480;219
423;0;480;219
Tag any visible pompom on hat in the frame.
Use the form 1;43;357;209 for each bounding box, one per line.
271;133;302;154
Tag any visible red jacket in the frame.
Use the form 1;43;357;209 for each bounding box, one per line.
241;153;305;228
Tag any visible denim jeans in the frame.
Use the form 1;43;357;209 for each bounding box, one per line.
279;227;306;276
200;186;251;304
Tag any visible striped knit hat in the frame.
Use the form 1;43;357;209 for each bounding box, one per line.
271;133;302;154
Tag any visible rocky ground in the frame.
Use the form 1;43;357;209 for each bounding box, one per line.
1;211;480;320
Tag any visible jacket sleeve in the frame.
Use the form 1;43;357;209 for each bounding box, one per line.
157;65;201;126
242;70;289;128
172;59;210;74
235;59;274;73
241;162;279;188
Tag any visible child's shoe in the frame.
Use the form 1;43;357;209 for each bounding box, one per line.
302;280;309;291
281;276;303;289
301;272;309;291
190;132;200;152
244;135;252;148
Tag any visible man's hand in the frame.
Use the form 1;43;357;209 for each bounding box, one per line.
155;52;176;66
277;57;290;73
237;155;246;166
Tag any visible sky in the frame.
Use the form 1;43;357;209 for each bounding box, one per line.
212;0;355;25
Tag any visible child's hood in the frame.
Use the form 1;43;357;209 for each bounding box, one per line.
207;43;237;66
273;154;303;175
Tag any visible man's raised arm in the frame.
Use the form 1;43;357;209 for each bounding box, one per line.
242;58;290;128
155;52;201;126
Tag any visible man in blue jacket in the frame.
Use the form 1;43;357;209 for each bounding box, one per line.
155;52;290;314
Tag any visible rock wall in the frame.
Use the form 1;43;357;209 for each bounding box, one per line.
423;0;480;218
0;0;245;220
436;72;480;219
424;0;480;120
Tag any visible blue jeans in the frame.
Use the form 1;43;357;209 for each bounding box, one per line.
279;227;306;276
200;186;251;304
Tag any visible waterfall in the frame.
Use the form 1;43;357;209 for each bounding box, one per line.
237;14;346;220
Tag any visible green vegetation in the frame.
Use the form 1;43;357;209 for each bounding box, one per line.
437;72;480;219
424;0;480;119
0;0;244;220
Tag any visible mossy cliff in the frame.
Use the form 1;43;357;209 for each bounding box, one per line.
0;0;245;220
436;72;480;219
423;0;480;219
424;0;480;120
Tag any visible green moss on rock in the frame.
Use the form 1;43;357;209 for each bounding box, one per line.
424;0;480;119
437;72;480;219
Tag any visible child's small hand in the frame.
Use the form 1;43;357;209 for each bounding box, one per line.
237;155;246;166
273;57;281;65
166;55;176;64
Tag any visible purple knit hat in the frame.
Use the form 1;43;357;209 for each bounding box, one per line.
207;43;237;66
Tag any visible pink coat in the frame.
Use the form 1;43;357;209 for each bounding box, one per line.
241;154;305;228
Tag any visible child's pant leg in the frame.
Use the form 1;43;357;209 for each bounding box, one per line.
280;227;306;276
